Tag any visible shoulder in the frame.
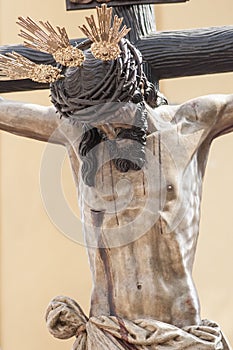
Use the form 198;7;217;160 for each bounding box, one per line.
146;94;223;128
174;95;230;127
146;103;179;133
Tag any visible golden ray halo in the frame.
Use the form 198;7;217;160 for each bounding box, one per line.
0;5;131;84
0;52;63;83
17;16;85;67
79;4;131;61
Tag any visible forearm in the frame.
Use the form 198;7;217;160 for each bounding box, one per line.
0;97;65;143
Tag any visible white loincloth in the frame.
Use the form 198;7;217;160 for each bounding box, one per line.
46;296;232;350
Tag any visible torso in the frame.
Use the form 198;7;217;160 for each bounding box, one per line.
71;103;213;327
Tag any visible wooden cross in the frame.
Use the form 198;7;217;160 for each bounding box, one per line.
1;1;233;93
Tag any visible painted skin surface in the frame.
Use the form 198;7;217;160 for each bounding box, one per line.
76;96;233;327
0;94;233;328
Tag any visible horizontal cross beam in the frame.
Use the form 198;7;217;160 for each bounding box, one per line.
136;26;233;79
1;26;233;93
66;0;189;11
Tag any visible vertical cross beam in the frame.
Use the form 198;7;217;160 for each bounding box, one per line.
65;1;189;85
112;5;157;84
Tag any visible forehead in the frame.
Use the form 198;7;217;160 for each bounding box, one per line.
66;0;188;10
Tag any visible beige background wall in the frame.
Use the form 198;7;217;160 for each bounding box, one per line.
0;0;232;349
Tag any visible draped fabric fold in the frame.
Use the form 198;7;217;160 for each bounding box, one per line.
46;296;232;350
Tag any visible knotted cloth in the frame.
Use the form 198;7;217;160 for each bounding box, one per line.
45;296;232;350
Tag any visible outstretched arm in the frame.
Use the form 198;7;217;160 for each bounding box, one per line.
0;97;67;144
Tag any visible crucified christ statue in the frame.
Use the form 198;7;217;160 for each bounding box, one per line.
0;4;232;350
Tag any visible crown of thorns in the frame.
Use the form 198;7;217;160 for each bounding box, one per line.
50;39;146;122
0;4;130;83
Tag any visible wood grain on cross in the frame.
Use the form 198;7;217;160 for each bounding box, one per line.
1;2;233;92
0;2;233;350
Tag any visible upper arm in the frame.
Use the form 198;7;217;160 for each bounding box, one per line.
173;94;233;140
0;97;70;144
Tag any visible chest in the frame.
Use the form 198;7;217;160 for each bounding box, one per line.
78;127;204;247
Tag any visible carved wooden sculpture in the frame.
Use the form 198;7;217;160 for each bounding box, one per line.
0;2;232;350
